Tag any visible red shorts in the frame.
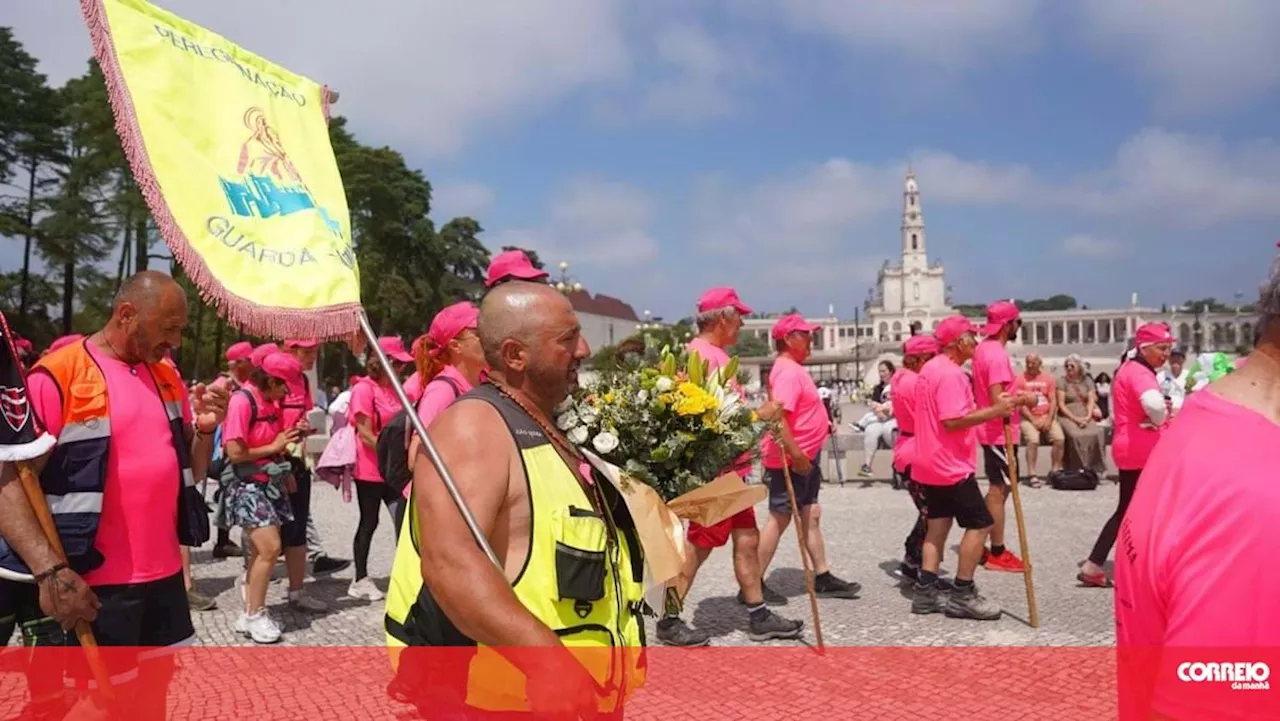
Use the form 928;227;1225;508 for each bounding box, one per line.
686;508;757;549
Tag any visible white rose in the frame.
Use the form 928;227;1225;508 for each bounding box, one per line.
592;431;620;454
556;409;579;431
568;426;589;445
655;377;674;392
553;396;576;415
636;389;649;404
579;410;598;426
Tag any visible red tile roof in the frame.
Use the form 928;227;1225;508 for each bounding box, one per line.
565;290;641;321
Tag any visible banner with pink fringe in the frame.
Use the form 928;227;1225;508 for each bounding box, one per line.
79;0;361;340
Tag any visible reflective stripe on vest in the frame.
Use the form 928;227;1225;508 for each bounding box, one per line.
383;385;647;714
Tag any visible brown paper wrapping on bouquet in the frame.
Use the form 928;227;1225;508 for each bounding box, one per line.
581;450;766;611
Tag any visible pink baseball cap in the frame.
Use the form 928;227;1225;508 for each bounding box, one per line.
14;337;32;354
225;341;254;362
1135;322;1175;347
904;334;939;356
48;334;84;354
284;338;319;349
979;300;1021;337
696;287;753;315
485;249;549;288
261;351;304;385
427;302;480;354
250;342;279;368
935;315;980;347
770;313;820;341
378;336;413;363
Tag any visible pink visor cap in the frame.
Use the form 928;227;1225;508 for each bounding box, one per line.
261;351;304;386
427;302;480;353
1135;322;1175;347
934;315;980;347
979;300;1021;337
48;334;85;354
770;313;820;341
225;341;254;362
904;335;939;356
249;343;279;368
378;336;414;363
284;338;319;349
696;287;753;315
485;250;549;288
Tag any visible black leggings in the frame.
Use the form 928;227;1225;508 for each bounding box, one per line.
903;467;927;566
353;480;403;580
1088;469;1141;566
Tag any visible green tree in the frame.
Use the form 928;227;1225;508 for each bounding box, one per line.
728;332;771;358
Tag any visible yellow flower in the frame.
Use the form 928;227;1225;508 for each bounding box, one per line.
603;392;615;404
673;382;718;416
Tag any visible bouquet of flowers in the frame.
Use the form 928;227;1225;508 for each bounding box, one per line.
556;337;767;501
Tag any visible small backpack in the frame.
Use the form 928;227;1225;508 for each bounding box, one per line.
377;376;462;495
1047;468;1100;491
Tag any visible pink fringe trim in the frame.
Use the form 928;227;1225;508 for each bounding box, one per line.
321;84;332;124
79;0;362;341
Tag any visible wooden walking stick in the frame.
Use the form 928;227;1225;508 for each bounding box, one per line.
1002;418;1040;628
780;458;825;651
14;461;115;699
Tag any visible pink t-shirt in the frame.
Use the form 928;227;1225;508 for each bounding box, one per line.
760;355;830;469
280;373;314;432
28;343;192;587
911;354;977;486
1114;390;1280;720
221;383;282;482
890;368;919;474
687;337;751;477
404;366;473;499
1111;359;1163;470
972;339;1019;445
347;376;405;482
403;372;423;406
1012;371;1056;417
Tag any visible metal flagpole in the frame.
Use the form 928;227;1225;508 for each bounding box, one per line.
357;312;501;569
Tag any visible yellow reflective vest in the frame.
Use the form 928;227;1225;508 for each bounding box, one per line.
384;383;648;715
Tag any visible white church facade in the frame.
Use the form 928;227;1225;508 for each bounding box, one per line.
739;170;1257;382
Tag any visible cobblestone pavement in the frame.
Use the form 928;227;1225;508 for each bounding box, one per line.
189;445;1122;648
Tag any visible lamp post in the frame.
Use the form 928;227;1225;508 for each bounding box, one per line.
553;261;583;294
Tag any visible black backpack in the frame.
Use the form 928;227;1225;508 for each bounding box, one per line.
377;376;462;495
1048;468;1100;491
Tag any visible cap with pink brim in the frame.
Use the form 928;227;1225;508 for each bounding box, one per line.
979;300;1021;337
249;343;279;368
935;315;980;347
904;335;939;355
770;313;821;341
696;287;753;315
485;250;549;288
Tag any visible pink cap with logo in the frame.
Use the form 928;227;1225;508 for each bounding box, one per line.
250;343;279;368
770;313;821;341
485;250;550;288
427;302;480;355
48;334;85;354
226;341;254;362
904;334;939;356
979;300;1021;337
1135;322;1175;347
284;338;319;349
696;287;753;315
935;315;980;347
261;351;304;385
378;336;413;363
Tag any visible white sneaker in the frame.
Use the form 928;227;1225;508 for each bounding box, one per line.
240;608;282;644
288;589;328;612
347;576;384;601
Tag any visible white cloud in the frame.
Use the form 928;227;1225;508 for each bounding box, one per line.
1076;0;1280;114
488;178;659;269
432;181;495;220
742;0;1040;67
1057;234;1131;260
1063;128;1280;227
6;0;630;156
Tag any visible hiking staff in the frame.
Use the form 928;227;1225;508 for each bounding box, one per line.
780;456;825;651
1002;417;1039;627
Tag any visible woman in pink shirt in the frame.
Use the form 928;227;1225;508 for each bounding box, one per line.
406;302;484;503
1078;323;1174;587
346;336;413;601
221;351;306;644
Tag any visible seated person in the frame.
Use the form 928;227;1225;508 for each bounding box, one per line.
1056;354;1108;475
1013;353;1063;486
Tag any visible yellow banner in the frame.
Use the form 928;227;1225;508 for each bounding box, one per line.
81;0;361;339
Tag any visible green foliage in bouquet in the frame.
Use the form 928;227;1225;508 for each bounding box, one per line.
555;335;767;501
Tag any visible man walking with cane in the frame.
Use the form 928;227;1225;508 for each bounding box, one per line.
756;313;860;600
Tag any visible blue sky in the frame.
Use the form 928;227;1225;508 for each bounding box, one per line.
7;0;1280;321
